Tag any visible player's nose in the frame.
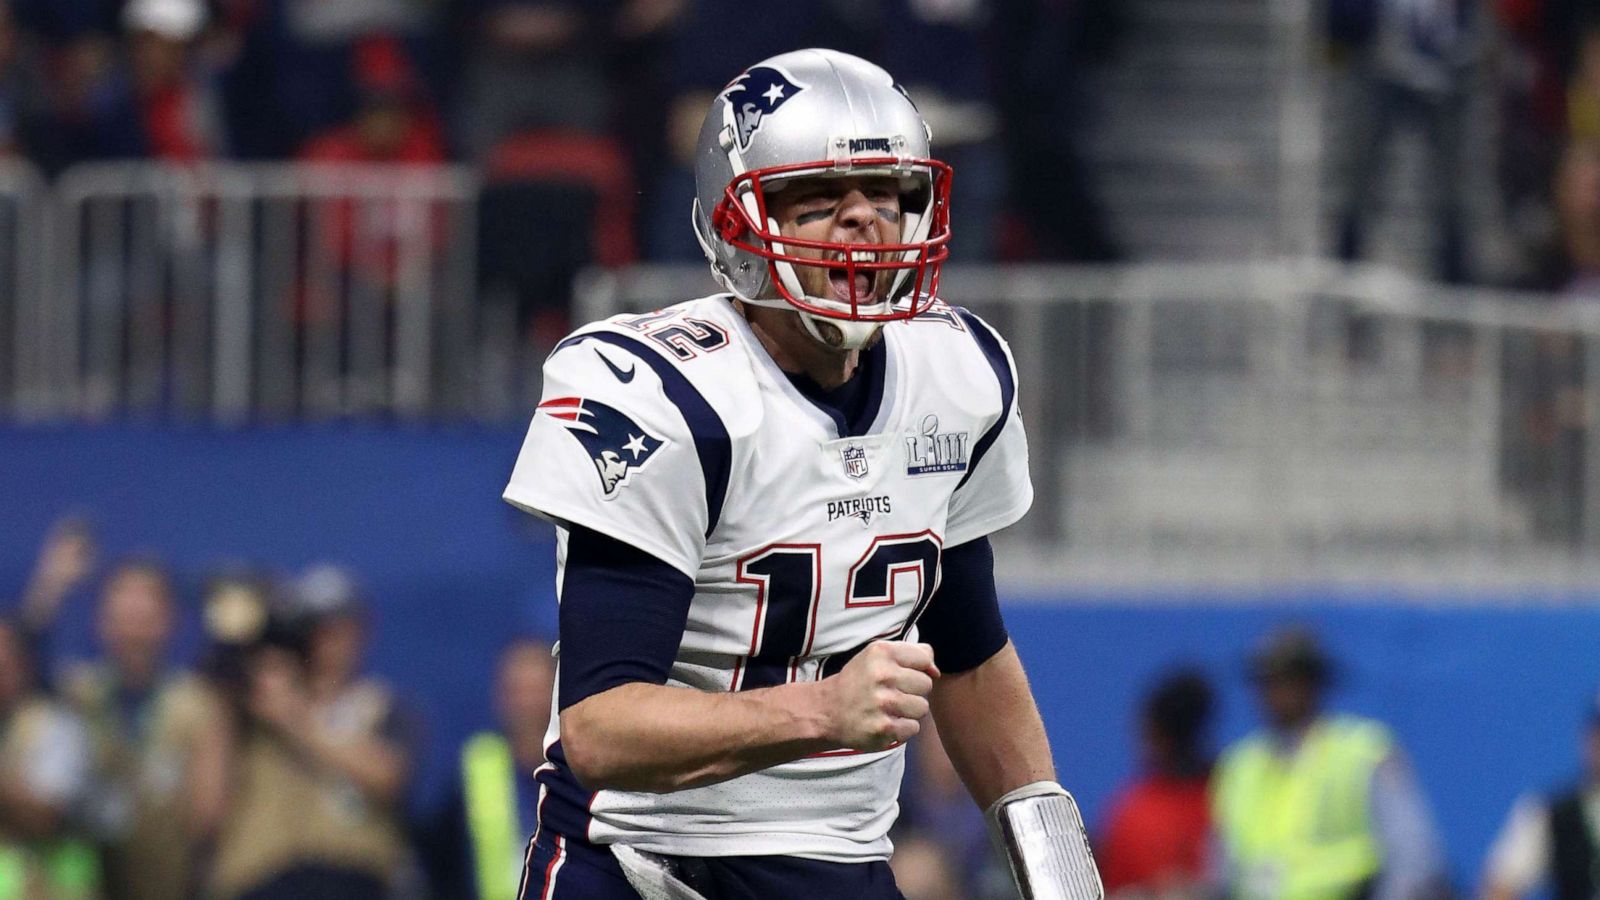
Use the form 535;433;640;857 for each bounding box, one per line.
833;189;879;239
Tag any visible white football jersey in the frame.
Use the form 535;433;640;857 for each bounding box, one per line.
503;293;1031;863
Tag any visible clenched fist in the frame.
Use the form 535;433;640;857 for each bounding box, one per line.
821;641;940;752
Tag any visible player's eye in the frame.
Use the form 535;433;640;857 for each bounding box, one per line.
794;205;837;226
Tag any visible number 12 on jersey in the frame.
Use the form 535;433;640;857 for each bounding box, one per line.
730;532;942;691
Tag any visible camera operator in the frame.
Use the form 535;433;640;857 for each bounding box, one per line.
206;565;417;900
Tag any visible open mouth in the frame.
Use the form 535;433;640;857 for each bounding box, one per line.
826;250;878;305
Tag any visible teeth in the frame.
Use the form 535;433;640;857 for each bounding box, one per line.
850;250;875;263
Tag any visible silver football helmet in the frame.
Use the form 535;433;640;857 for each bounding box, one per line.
691;48;953;349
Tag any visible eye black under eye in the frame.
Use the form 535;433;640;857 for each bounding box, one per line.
795;207;836;225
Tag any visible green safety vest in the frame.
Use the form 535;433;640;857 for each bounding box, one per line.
0;840;99;900
462;732;523;900
1212;715;1392;900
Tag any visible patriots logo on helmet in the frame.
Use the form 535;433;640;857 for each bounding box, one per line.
539;397;665;497
723;65;805;150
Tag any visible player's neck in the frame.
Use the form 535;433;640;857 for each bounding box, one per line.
740;302;860;390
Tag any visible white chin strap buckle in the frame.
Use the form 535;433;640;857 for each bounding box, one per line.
799;313;882;350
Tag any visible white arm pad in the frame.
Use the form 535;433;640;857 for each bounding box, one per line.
986;781;1106;900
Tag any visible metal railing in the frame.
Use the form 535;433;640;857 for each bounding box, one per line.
7;158;1600;589
12;162;479;422
577;261;1600;590
0;163;47;419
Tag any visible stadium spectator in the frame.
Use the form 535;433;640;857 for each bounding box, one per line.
1492;0;1567;263
53;561;230;900
296;59;449;345
1212;628;1447;900
606;0;687;244
1098;669;1214;899
1480;685;1600;900
32;0;224;166
864;0;1006;260
452;0;611;161
0;0;49;160
207;565;417;900
990;0;1121;261
1326;0;1479;283
298;39;445;166
116;0;226;161
21;22;118;172
430;637;554;900
0;617;100;899
15;518;97;683
1498;140;1599;542
266;0;436;154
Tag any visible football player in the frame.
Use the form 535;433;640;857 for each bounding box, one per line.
504;48;1101;900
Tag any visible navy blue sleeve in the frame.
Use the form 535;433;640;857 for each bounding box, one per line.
917;536;1009;674
556;525;695;710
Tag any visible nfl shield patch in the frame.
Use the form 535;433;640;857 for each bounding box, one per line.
841;444;869;479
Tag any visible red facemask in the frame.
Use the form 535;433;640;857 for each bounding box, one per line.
709;157;954;322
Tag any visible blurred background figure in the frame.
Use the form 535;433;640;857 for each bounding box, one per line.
990;0;1122;261
1098;669;1215;900
451;0;606;161
207;565;417;900
428;637;553;900
54;560;229;900
891;719;1013;900
16;519;97;679
1479;686;1600;900
1212;628;1447;900
116;0;225;162
0;617;98;899
1495;139;1600;545
0;0;47;161
1326;0;1479;283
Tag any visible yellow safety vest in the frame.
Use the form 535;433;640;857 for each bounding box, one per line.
1212;715;1392;900
0;839;100;900
462;733;522;900
0;700;100;900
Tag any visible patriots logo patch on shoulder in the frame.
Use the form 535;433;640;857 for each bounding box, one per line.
539;397;665;497
723;65;805;150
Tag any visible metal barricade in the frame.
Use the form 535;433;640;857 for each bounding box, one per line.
12;154;1600;590
574;260;1600;589
42;163;479;421
0;162;47;418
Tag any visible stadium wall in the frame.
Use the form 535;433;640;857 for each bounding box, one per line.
3;425;1596;890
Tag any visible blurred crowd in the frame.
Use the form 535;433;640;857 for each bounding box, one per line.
0;0;1124;343
0;516;1019;900
1084;630;1597;900
0;518;435;900
6;517;1600;900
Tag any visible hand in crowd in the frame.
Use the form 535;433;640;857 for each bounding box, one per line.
21;518;96;629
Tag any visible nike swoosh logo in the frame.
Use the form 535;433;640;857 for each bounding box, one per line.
595;349;636;383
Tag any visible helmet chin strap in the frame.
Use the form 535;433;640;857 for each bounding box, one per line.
798;313;881;351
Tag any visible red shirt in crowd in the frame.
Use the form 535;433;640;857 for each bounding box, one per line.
1099;773;1212;894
